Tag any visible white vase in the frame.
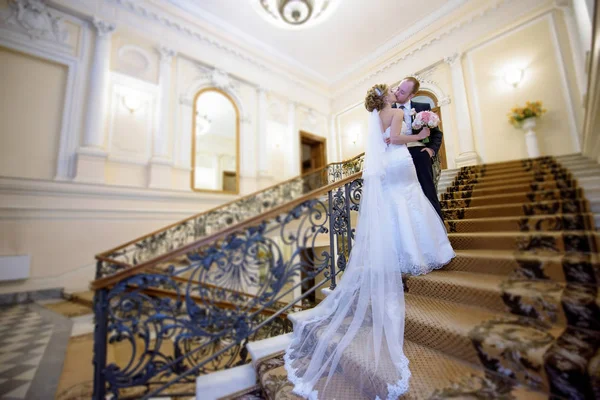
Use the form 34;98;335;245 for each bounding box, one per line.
521;117;540;158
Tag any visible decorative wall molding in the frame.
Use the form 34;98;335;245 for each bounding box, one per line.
157;45;176;63
182;74;246;117
547;11;581;151
210;68;234;90
443;52;461;66
0;176;236;205
0;0;69;43
267;97;288;125
438;96;452;107
117;44;152;75
0;2;89;180
333;0;510;96
106;0;326;92
332;0;468;84
106;72;158;165
553;0;588;100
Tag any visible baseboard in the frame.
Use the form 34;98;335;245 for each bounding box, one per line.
0;287;64;306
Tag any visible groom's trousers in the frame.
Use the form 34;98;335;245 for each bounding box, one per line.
408;147;444;220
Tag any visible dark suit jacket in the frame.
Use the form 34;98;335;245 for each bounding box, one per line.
394;101;443;156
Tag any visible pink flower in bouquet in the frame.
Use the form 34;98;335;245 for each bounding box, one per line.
412;111;440;130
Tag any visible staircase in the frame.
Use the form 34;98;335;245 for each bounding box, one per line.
206;154;600;400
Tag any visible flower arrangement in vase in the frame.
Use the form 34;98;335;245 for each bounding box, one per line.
507;101;547;158
507;101;547;128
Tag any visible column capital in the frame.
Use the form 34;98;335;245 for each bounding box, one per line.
157;46;176;63
443;52;462;66
92;17;116;38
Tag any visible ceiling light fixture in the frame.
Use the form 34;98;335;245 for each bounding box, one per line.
251;0;341;30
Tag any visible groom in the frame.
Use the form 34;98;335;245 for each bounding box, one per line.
389;77;444;220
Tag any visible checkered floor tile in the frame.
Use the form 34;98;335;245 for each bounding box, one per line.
0;306;53;399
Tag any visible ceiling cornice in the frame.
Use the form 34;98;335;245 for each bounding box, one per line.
331;0;512;97
106;0;330;93
161;0;330;83
330;0;468;84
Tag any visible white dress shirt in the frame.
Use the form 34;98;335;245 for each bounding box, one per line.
398;100;412;132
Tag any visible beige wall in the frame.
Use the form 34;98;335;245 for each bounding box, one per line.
331;2;586;167
0;47;67;180
337;104;367;160
465;14;580;163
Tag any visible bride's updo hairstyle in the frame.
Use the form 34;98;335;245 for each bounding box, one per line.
364;83;388;112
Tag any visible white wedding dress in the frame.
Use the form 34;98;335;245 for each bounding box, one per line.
284;111;455;400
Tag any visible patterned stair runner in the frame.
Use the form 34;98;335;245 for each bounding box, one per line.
223;155;600;400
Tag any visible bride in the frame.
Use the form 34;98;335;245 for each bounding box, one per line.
284;84;455;399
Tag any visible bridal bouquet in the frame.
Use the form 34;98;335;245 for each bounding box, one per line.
412;110;439;143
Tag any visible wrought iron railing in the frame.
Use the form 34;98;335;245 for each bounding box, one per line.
95;153;364;280
91;163;364;398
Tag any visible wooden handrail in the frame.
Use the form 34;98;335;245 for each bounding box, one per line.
96;152;365;260
91;171;362;290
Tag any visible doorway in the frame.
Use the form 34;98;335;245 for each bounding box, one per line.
300;131;327;175
413;90;448;169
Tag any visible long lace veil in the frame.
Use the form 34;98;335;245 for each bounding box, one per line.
284;109;411;400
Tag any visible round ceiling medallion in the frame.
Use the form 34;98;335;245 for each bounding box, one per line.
251;0;340;30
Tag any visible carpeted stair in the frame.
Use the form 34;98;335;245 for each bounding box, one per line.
217;154;600;400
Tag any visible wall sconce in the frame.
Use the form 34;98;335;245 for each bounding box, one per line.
504;67;524;88
122;95;142;113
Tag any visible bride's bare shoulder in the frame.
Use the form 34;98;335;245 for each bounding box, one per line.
389;108;404;119
380;108;403;116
